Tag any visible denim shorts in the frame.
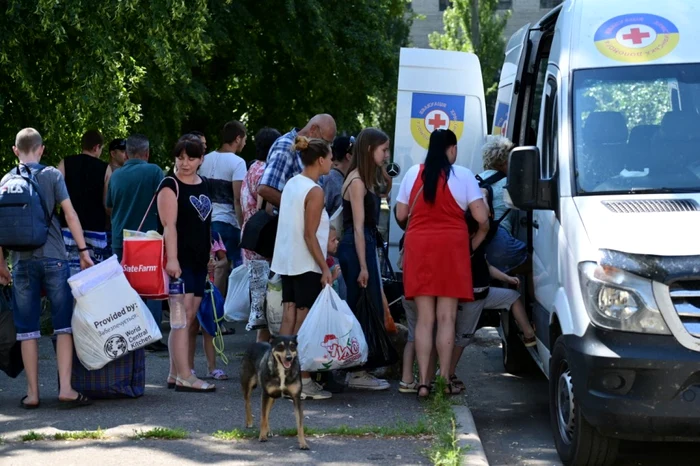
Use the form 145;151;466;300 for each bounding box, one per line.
484;226;528;273
12;258;73;341
212;221;242;267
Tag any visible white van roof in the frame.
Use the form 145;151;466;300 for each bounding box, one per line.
558;0;695;71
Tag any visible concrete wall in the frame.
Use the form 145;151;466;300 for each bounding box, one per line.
408;0;562;48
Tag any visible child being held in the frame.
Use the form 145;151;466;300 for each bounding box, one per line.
326;226;347;300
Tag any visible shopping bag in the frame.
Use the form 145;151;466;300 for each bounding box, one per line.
69;255;163;370
198;281;225;337
297;285;368;372
266;274;284;336
223;264;250;322
355;288;399;369
121;230;169;299
0;286;23;378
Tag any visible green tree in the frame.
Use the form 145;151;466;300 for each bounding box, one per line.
428;0;509;122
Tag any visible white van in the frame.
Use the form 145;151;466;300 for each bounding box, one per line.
497;0;700;464
390;1;700;465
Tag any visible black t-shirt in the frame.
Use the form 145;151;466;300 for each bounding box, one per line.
61;154;108;231
158;176;212;270
471;245;490;300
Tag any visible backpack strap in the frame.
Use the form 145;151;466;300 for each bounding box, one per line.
137;176;179;232
17;164;53;224
478;171;506;187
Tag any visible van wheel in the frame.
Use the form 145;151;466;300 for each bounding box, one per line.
500;311;536;375
550;338;619;466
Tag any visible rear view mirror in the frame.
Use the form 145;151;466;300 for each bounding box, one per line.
506;146;540;210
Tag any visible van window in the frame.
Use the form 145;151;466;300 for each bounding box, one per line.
542;78;558;179
572;64;700;194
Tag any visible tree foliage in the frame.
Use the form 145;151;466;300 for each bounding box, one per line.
428;0;509;120
0;0;410;170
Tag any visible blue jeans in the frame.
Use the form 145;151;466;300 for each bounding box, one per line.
115;249;162;326
337;228;383;320
12;258;73;341
212;221;242;267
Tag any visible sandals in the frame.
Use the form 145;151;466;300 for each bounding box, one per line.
167;373;177;389
207;369;229;381
399;380;418;393
175;375;216;392
20;395;39;410
449;374;466;392
443;382;462;396
522;334;537;347
417;384;431;400
58;392;92;408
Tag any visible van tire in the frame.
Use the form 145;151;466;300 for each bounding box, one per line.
500;310;536;375
549;338;619;466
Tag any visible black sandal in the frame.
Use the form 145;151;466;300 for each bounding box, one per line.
20;395;39;410
443;382;462;396
449;374;465;391
417;384;431;400
58;392;92;409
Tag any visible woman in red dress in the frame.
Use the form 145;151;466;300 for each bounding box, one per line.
395;129;489;397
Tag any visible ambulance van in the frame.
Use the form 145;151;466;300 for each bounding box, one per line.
390;0;700;464
497;0;700;464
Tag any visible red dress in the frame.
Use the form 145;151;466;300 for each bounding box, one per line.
403;167;473;301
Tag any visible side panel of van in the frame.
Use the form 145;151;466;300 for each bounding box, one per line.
388;48;487;267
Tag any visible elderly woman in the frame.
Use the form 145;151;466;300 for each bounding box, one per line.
478;136;527;273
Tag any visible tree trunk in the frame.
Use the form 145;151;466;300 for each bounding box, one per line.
470;0;481;52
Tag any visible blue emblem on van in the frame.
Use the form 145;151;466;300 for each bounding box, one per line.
594;14;679;63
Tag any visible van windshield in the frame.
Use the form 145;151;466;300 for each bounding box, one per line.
573;64;700;194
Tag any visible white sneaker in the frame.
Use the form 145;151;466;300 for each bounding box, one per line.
346;371;390;391
301;379;332;400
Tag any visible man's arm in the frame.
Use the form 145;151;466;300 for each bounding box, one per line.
57;159;65;177
60;199;94;270
0;248;10;285
258;137;292;208
233;180;243;226
104;166;113;216
258;184;281;208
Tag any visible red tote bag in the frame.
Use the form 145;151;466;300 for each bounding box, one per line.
121;177;178;300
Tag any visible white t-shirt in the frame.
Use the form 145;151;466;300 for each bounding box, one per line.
397;164;483;210
271;175;329;276
199;151;247;227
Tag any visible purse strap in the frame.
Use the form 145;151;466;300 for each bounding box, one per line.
137;176;179;232
406;184;424;229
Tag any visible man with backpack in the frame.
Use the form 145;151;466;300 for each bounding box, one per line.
0;127;95;408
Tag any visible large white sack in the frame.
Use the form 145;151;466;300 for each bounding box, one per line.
68;255;163;370
224;264;250;322
297;285;368;372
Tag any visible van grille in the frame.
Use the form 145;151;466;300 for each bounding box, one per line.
668;281;700;338
602;199;699;214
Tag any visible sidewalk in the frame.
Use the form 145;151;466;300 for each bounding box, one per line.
0;323;430;465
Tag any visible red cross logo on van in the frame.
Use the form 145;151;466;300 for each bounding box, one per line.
425;110;450;132
616;24;656;48
622;28;650;45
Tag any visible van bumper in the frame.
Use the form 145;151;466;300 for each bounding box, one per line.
563;327;700;441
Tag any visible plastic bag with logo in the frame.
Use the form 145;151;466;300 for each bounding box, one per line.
69;255;163;370
297;285;368;372
121;229;169;300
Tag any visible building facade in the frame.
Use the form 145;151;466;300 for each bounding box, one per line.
408;0;564;48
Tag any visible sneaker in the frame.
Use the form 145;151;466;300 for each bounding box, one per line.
346;371;390;391
301;379;332;400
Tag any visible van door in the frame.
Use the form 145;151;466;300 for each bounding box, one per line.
387;48;487;268
493;24;531;136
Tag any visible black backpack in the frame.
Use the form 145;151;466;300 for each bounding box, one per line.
475;171;510;226
0;164;53;251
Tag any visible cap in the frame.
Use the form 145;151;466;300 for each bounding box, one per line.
109;138;126;151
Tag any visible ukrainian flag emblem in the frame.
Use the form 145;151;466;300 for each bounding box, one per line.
594;13;679;63
410;93;465;149
493;102;510;137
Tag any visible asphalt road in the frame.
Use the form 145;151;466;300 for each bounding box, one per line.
457;328;700;466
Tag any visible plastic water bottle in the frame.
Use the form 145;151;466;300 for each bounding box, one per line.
169;278;187;329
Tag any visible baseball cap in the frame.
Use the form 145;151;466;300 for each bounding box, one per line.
109;138;126;151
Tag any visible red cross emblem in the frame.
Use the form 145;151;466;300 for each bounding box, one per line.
425;110;449;132
622;27;651;45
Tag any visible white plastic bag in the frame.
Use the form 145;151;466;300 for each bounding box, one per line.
68;255;163;370
266;274;284;336
224;264;250;322
297;285;368;372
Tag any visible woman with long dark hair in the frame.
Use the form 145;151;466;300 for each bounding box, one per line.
395;129;489;398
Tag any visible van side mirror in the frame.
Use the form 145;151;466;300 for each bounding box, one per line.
505;146;556;211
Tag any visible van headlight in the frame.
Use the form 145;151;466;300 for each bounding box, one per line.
578;262;670;335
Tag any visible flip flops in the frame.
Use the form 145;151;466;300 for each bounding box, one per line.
20;395;39;410
58;392;92;409
207;369;229;380
175;375;216;392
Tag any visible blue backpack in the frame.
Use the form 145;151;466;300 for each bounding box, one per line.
0;164;53;251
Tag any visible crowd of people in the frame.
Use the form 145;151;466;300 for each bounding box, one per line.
0;114;537;407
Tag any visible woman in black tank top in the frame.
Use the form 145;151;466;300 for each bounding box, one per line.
337;128;393;388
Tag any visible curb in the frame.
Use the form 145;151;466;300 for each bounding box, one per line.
453;405;489;466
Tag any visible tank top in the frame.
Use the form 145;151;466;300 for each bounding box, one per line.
61;154;108;232
342;179;378;232
271;174;329;276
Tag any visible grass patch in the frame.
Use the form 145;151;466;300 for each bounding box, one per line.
133;427;188;440
21;431;45;442
424;377;467;466
54;429;105;441
213;420;429;441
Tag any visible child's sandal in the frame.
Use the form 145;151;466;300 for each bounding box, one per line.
417;384;431;400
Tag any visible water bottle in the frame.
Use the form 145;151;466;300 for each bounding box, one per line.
169;278;187;329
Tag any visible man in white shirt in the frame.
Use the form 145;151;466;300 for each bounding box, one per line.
199;121;247;268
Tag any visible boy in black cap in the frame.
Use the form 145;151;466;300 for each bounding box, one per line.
108;138;126;173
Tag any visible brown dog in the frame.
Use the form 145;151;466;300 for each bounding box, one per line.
240;335;308;450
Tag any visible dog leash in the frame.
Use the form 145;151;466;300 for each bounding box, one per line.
207;281;229;365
